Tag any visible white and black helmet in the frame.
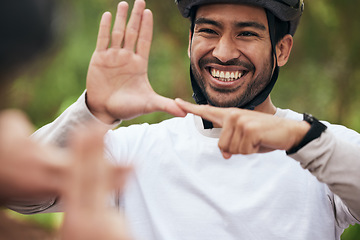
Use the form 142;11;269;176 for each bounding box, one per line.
175;0;304;36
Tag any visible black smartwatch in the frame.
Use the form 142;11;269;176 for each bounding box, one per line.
286;113;327;155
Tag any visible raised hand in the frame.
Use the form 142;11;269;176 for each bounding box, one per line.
175;99;310;158
86;0;186;124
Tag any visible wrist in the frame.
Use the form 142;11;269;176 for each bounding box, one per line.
85;92;119;125
291;120;311;148
286;113;327;155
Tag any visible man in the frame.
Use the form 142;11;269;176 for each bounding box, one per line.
15;0;360;239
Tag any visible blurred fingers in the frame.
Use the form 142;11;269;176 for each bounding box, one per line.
0;110;34;138
111;166;132;191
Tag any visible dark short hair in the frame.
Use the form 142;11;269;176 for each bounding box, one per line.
0;0;58;83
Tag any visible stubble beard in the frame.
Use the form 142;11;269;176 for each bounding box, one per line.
190;58;273;108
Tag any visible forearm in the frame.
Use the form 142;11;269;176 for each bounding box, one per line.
33;91;117;146
289;130;360;220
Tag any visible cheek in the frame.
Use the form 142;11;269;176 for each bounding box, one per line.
190;37;215;59
240;43;272;68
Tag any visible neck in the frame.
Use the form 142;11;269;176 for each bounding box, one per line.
212;96;276;128
254;96;277;115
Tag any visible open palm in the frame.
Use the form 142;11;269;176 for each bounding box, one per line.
86;1;185;124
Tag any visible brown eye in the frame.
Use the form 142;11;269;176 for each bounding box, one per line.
198;28;218;35
239;31;258;37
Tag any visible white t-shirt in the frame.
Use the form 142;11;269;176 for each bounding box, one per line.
104;109;358;240
10;93;359;239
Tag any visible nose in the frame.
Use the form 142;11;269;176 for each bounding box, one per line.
212;36;241;63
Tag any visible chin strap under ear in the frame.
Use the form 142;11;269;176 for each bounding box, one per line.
190;67;214;128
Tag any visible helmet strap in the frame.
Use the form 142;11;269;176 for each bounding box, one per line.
241;9;279;110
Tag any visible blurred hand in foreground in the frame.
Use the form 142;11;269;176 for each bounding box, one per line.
61;122;132;240
0;110;67;201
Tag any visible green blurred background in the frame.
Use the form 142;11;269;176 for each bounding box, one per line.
6;0;360;239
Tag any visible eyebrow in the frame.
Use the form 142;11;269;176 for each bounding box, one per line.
235;22;266;31
195;17;267;31
195;17;221;28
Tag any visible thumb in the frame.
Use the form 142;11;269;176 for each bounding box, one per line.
221;150;232;159
175;98;224;126
151;95;187;117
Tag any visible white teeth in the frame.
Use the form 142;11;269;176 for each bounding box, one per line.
212;68;216;77
210;68;243;82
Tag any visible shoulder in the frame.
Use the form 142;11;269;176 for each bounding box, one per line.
277;108;360;145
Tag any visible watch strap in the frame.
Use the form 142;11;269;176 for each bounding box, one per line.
286;113;327;155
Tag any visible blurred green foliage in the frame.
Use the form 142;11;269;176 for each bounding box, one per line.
6;0;360;239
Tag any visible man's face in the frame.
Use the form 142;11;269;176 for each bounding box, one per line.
189;4;274;107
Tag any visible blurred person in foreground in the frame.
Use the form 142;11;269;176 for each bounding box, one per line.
0;1;132;239
11;0;360;239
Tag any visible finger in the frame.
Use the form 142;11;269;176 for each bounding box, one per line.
0;110;34;137
136;9;153;60
228;121;243;154
218;117;235;154
110;166;132;191
258;146;275;153
72;123;106;162
175;98;223;125
96;12;112;51
237;128;260;155
67;123;107;196
237;135;257;154
152;95;187;117
243;140;260;154
111;1;129;48
221;151;232;159
123;0;146;51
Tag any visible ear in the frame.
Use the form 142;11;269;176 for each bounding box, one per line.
275;34;293;67
188;30;193;58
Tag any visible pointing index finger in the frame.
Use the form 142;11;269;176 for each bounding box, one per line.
175;98;224;126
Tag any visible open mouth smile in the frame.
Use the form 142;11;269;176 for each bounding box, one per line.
208;67;248;82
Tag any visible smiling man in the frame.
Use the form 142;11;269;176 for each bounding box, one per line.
12;0;360;239
190;4;275;109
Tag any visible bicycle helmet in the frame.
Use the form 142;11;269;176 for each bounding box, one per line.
176;0;304;36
